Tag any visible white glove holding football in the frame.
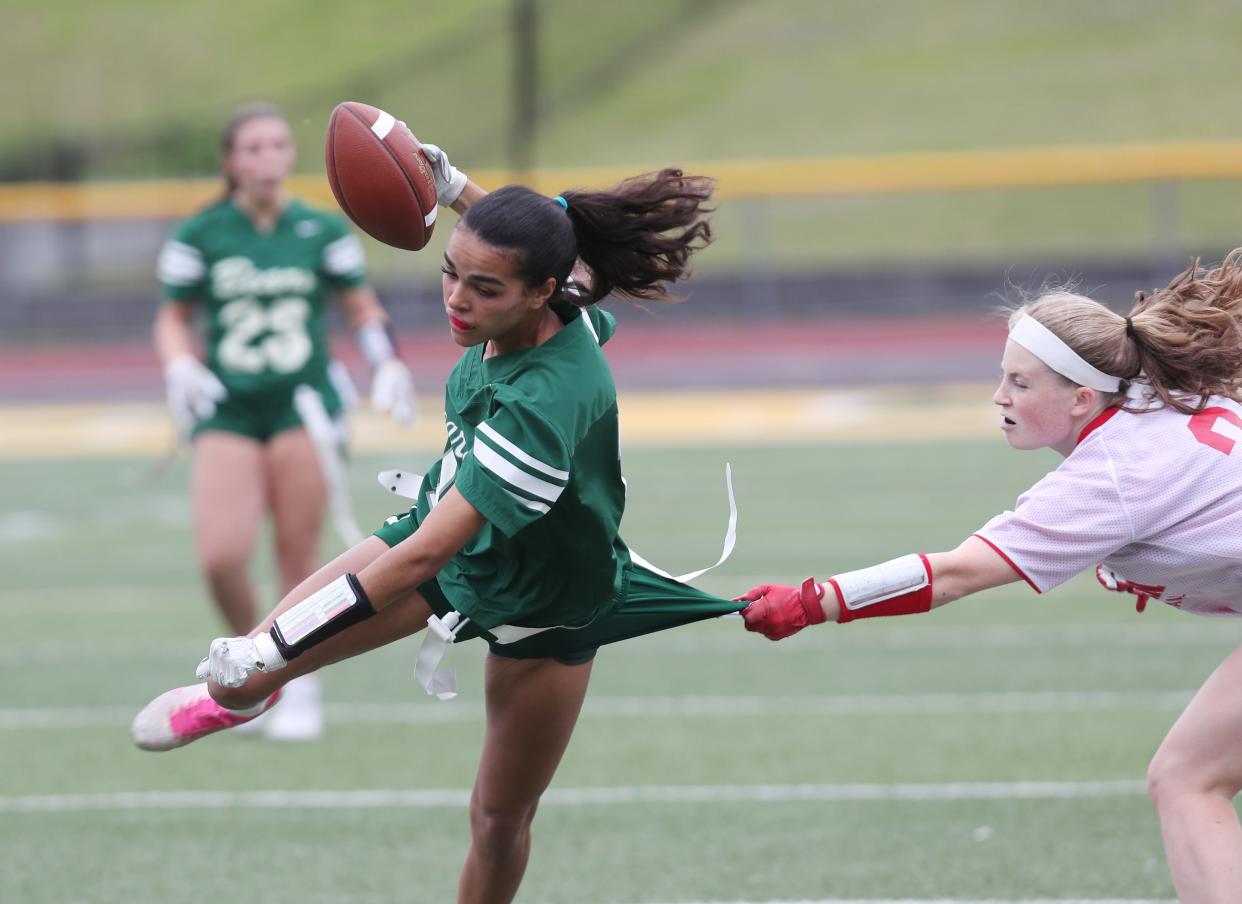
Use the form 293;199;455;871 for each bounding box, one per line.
420;142;468;207
164;355;226;433
371;358;417;425
195;635;286;688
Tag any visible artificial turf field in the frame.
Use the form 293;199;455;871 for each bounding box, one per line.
1;406;1230;903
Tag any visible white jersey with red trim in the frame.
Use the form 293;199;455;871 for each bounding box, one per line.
975;396;1242;616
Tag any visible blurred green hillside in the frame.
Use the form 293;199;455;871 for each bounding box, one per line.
6;0;1242;181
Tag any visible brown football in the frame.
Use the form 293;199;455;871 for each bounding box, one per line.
324;102;438;251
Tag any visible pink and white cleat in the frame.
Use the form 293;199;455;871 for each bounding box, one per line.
130;683;281;751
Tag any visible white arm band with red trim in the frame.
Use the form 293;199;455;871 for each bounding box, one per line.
828;553;933;623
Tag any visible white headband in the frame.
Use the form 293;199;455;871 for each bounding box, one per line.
1008;313;1122;392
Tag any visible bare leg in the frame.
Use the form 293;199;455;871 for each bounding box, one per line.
134;536;436;751
254;427;332;738
265;428;328;597
1149;642;1242;904
208;536;433;710
192;432;268;634
457;654;593;904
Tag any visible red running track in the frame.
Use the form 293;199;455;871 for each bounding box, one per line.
0;314;1006;403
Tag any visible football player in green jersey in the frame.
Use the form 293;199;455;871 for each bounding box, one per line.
134;136;742;901
152;104;416;741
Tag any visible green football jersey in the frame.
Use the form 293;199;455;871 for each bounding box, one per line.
157;198;367;398
413;301;632;631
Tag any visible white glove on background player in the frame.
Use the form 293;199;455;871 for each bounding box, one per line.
371;358;417;425
420;143;468;207
196;635;286;688
356;321;417;424
164;355;227;433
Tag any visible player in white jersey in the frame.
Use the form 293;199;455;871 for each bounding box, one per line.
739;254;1242;904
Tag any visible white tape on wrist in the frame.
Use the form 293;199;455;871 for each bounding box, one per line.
254;632;287;671
274;574;360;647
834;553;929;612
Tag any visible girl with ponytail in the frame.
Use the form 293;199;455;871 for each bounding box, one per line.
741;254;1242;904
136;137;739;903
152;103;417;741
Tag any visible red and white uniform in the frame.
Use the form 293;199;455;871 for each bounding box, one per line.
975;396;1242;616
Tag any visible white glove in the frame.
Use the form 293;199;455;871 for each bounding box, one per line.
371;358;417;424
195;635;286;688
164;355;226;434
420;142;468;208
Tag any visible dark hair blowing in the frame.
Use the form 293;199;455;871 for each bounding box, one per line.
459;168;714;306
1014;249;1242;414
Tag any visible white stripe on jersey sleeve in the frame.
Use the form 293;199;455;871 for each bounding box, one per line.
580;309;600;344
472;439;565;503
323;234;366;276
157;240;206;286
476;422;569;479
504;488;551;514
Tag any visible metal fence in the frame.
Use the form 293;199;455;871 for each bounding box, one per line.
4;142;1242;342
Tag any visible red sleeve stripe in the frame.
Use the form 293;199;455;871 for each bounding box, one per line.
971;533;1041;593
917;552;933;582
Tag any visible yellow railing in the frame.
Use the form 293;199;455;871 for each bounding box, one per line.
5;141;1242;222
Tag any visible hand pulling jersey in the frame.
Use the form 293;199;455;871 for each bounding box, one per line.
976;396;1242;615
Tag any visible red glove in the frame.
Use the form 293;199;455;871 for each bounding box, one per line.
1095;563;1161;613
737;578;827;640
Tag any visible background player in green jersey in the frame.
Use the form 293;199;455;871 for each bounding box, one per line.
134;135;742;902
153;103;417;741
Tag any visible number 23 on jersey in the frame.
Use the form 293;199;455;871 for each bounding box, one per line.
216;296;313;374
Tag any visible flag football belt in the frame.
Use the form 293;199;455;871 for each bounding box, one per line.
379;464;740;700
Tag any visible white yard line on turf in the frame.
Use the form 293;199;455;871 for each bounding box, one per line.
610;622;1240;655
0;780;1149;813
3;623;1234;666
0;690;1197;730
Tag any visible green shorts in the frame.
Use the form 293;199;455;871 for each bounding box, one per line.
373;515;742;665
192;377;343;443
